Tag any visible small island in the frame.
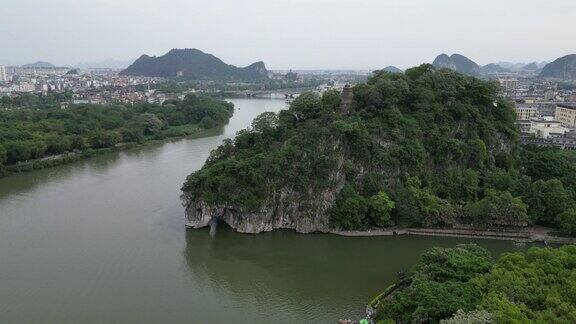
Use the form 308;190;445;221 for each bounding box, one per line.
182;64;576;239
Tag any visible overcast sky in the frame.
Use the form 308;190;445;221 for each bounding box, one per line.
2;0;575;69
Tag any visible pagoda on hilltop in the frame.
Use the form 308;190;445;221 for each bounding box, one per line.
339;85;353;115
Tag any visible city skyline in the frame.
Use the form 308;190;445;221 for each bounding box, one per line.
2;0;575;70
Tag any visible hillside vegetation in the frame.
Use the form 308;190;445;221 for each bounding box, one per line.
182;65;576;233
373;244;576;323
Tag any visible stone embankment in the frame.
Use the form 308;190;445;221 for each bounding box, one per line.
332;226;576;244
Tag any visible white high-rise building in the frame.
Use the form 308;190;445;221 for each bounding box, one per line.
0;66;7;82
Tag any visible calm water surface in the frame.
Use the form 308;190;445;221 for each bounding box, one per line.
0;98;530;323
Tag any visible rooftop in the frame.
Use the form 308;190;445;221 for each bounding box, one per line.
558;104;576;110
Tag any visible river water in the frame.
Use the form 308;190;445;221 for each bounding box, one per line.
0;98;529;323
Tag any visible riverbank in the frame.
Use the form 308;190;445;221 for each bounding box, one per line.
332;226;576;244
1;124;223;178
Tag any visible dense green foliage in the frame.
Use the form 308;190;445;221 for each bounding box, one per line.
374;244;576;323
0;94;233;174
183;65;576;232
0;92;73;108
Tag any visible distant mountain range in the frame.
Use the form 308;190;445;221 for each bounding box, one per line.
523;62;539;71
539;54;576;80
22;61;55;68
120;48;269;82
430;53;559;77
497;61;548;72
7;51;576;81
480;63;510;74
480;61;546;75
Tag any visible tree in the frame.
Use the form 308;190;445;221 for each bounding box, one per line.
251;112;278;134
467;139;489;169
0;144;6;174
475;245;576;323
69;135;86;150
330;184;368;230
5;141;32;163
434;168;479;203
523;179;574;225
0;144;6;165
200;116;216;128
320;89;341;111
121;127;145;143
465;191;528;228
389;140;426;172
139;113;164;135
290;92;322;120
45;134;72;155
368;191;395;227
407;177;454;227
88;131;121;148
556;209;576;236
441;310;494;324
478;293;529;323
521;147;574;182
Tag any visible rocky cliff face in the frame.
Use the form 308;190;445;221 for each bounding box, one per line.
432;53;480;76
183;163;346;233
539;54;576;80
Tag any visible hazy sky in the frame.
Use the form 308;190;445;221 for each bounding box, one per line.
2;0;575;69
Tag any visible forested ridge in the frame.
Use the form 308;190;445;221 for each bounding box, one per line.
120;48;269;82
372;244;576;323
183;64;576;234
0;94;233;175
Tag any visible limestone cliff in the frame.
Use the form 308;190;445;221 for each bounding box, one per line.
183;157;347;233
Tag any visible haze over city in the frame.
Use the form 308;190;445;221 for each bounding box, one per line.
2;0;575;69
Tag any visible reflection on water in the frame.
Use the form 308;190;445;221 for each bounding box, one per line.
183;226;533;323
0;127;226;202
0;98;534;324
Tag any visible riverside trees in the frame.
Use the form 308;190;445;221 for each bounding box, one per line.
374;244;576;323
0;94;233;173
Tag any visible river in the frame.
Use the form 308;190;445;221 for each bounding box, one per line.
0;98;530;323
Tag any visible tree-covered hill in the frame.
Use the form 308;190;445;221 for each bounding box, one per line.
371;244;576;323
120;48;269;82
0;95;233;175
182;64;576;233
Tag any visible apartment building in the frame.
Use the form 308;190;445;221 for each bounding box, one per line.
555;104;576;127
